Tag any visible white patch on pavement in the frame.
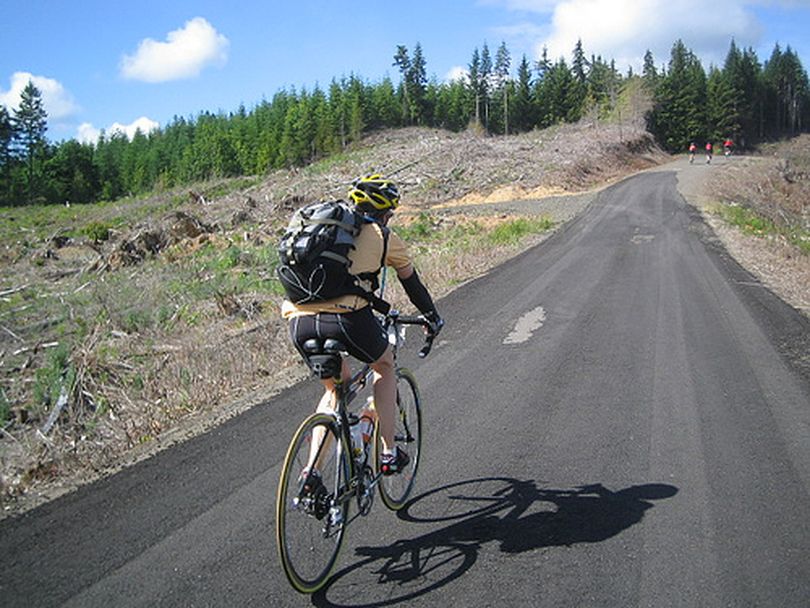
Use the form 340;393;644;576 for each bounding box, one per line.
504;306;547;345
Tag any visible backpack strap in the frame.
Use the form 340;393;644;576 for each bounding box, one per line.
352;219;391;313
302;216;360;234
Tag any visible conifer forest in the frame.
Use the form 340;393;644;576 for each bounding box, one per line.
1;38;807;207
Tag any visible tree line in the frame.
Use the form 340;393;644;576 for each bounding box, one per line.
1;38;807;206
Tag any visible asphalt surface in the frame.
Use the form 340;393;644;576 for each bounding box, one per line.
2;169;809;607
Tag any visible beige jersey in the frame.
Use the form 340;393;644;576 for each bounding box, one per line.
281;221;411;318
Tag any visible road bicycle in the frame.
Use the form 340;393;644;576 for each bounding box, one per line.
275;309;437;594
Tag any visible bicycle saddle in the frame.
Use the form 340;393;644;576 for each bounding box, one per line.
301;338;346;379
302;338;346;354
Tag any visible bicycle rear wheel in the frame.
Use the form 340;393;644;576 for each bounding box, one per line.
276;412;351;594
378;368;422;510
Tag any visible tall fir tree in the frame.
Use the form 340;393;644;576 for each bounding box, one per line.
650;40;708;151
493;41;512;134
393;45;413;125
0;105;13;203
513;55;535;132
642;49;658;90
13;80;48;203
468;47;482;127
480;43;492;129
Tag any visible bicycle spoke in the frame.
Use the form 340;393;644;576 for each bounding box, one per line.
276;413;351;594
379;369;422;511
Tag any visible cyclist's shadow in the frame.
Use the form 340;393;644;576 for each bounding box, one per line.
313;478;678;607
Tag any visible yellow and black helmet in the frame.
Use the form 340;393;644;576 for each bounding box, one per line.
348;174;400;212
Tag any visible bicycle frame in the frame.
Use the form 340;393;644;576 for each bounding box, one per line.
306;311;432;530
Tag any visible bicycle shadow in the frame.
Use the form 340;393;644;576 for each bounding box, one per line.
312;477;678;607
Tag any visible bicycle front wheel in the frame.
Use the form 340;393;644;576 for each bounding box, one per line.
276;412;351;594
378;368;422;510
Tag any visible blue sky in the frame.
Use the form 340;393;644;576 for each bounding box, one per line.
2;0;809;143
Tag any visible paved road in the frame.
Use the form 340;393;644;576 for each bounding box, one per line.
2;170;809;607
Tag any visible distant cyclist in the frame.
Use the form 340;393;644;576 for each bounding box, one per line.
723;138;734;157
705;142;713;164
282;175;443;479
688;142;696;164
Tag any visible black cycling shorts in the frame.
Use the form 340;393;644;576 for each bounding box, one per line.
289;306;389;364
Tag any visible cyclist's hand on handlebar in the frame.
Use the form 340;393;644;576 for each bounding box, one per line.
416;310;443;358
422;310;444;337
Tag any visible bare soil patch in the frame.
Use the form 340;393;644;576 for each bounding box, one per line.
3;117;765;519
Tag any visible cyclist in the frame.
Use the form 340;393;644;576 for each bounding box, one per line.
282;174;443;480
723;138;734;156
705;141;713;164
688;142;696;164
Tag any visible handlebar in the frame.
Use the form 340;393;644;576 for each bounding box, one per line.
387;311;443;358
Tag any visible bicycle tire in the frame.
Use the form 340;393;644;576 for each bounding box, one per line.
276;412;351;594
378;368;422;510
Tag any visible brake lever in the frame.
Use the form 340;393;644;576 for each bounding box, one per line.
417;318;443;358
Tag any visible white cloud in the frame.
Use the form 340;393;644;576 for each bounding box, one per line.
541;0;761;70
77;116;160;144
120;17;229;83
487;0;790;71
445;66;469;82
0;72;78;119
77;123;101;144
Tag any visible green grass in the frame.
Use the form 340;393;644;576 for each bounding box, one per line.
719;203;810;255
32;344;75;413
486;217;555;245
0;389;11;425
397;212;554;252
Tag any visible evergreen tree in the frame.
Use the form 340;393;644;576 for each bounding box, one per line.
650;40;708;151
409;43;429;124
370;76;400;129
513;55;535;132
533;47;552;128
572;39;588;84
642;49;658;90
393;45;413;124
95;130;128;201
13;80;48;203
706;66;737;143
468;47;482;127
45;139;98;204
480;43;492;129
493;41;512;134
715;41;762;147
0;105;13;203
542;58;580;124
763;44;809;136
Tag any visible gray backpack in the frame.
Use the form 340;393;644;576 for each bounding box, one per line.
277;200;388;309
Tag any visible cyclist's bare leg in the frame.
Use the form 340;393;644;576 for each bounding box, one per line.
306;360;351;473
370;346;397;451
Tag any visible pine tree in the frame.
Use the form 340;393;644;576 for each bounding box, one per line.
468;47;482;127
642;49;658;90
394;44;411;124
650;40;707;151
13;80;48;203
45;139;98;204
0;105;13;203
370;77;399;129
764;44;809;136
494;41;512;134
542;58;579;124
572;39;588;85
513;55;534;132
480;43;492;129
